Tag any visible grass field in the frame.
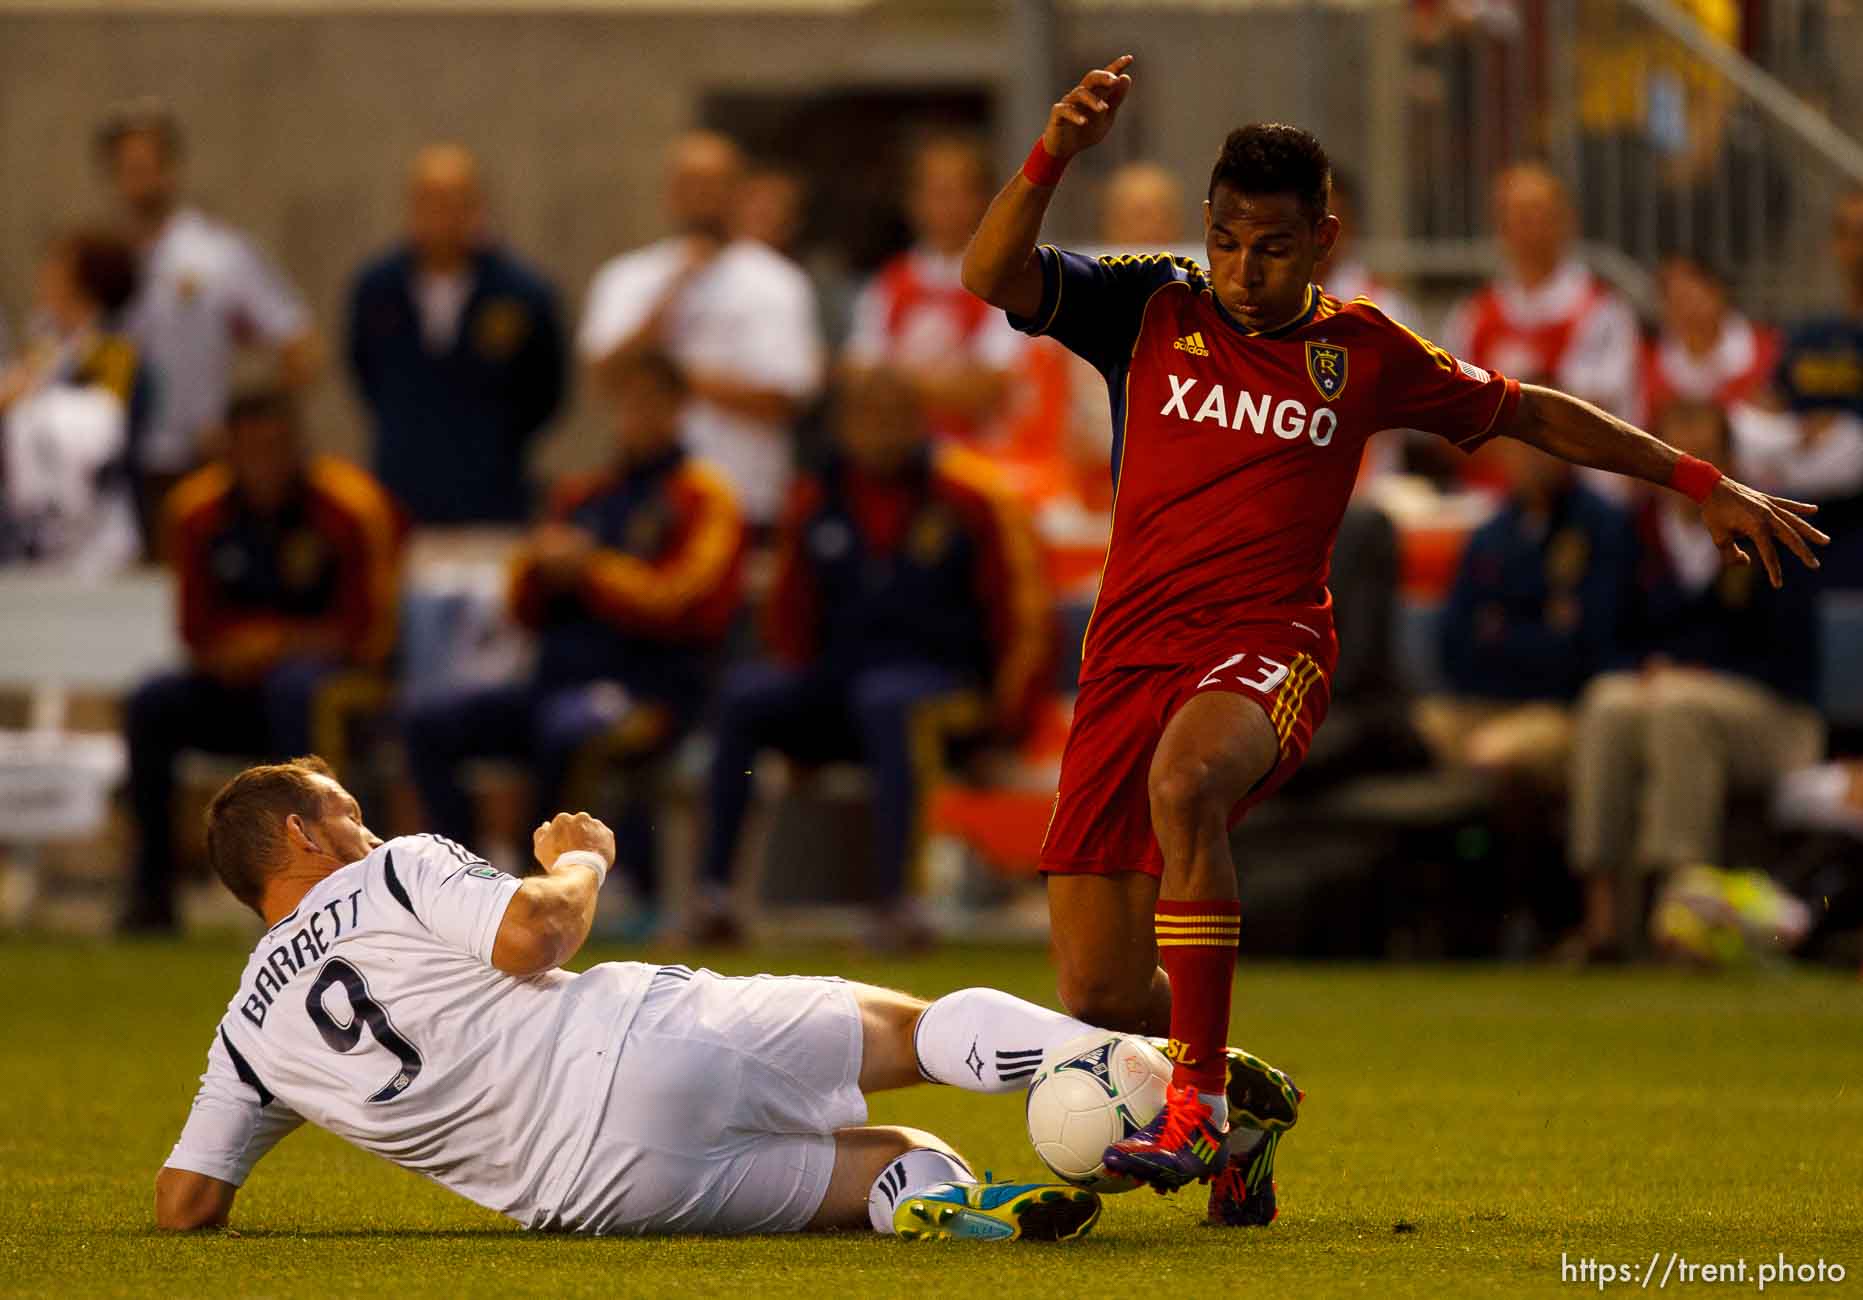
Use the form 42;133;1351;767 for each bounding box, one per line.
3;939;1861;1299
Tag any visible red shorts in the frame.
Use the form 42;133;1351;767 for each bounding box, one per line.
1039;626;1336;877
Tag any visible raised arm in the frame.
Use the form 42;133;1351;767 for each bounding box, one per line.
1505;383;1828;587
961;55;1135;317
490;812;615;976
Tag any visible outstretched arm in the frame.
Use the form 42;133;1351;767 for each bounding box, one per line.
961;55;1135;317
1505;384;1828;587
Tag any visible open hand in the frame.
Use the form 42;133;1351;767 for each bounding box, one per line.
1699;477;1828;588
1043;55;1135;160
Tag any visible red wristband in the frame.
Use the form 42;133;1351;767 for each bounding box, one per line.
1021;138;1068;188
1669;453;1724;505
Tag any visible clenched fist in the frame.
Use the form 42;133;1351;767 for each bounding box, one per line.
533;811;616;871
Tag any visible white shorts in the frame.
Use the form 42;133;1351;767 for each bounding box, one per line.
559;965;868;1235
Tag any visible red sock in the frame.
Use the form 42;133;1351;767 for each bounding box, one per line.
1155;898;1241;1096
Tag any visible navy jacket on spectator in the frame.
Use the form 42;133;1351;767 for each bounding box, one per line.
348;245;565;525
1629;508;1820;704
508;446;743;716
1441;484;1635;701
1774;314;1863;419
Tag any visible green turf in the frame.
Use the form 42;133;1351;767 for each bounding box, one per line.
2;939;1860;1298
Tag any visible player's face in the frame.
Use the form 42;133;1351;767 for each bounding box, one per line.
664;136;739;241
1494;172;1570;275
408;175;481;268
109;131;177;221
301;777;381;866
1659;260;1725;347
1202;187;1337;329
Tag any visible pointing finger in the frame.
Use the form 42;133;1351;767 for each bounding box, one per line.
1103;54;1135;74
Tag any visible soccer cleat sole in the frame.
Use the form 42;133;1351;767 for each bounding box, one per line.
1225;1048;1303;1133
894;1188;1101;1242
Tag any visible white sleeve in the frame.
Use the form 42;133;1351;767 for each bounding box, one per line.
382;836;522;963
164;1028;302;1187
226;235;311;344
841;277;890;366
577;254;661;360
1563;294;1643;421
734;264;823;397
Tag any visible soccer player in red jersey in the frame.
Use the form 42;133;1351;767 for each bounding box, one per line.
962;56;1828;1215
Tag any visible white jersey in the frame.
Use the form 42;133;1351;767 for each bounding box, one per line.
163;835;656;1228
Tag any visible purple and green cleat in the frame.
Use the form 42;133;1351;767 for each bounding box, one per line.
1101;1083;1231;1192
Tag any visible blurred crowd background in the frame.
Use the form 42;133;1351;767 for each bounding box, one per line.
4;0;1863;967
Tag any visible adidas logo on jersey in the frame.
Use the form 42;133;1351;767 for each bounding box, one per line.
1173;331;1210;357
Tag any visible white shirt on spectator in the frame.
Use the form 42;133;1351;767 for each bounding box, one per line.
2;335;140;576
579;238;822;524
126;207;311;474
414;269;472;355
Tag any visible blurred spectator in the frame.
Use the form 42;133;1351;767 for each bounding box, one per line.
0;229;145;573
1418;437;1636;784
1759;186;1863;574
695;367;1051;949
580;131;822;531
98;100;321;517
122;389;401;933
1063;161;1198;512
1318;170;1419;327
844;133;1025;449
1280;503;1428;791
1441;164;1641;490
403;349;743;917
1644;251;1777;415
1320;170;1421;486
1098;161;1186;248
348;144;566;526
1565;400;1823;959
737;163;808;259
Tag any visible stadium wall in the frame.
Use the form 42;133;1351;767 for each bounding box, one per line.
0;4;1391;472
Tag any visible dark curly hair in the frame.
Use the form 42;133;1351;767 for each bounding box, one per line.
1208;123;1332;223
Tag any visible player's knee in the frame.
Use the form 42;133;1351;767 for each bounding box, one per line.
1147;756;1227;828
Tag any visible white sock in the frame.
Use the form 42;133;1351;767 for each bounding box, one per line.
1200;1091;1230;1131
913;987;1098;1093
867;1146;975;1232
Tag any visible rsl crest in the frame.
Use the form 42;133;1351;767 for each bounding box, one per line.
1305;342;1347;401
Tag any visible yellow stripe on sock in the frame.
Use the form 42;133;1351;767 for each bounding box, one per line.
1158;936;1240;947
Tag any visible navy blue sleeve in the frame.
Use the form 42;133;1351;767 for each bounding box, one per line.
1007;245;1196;377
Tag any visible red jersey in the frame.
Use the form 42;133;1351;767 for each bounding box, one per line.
1013;246;1521;682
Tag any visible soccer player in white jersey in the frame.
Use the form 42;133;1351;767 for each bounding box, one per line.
157;756;1251;1241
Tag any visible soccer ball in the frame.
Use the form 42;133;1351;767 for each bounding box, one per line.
1024;1031;1171;1192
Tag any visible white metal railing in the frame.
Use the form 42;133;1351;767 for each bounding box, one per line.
1398;0;1863;318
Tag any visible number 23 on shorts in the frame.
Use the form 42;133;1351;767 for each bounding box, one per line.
1197;652;1290;695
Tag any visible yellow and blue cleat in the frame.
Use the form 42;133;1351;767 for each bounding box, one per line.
893;1180;1102;1242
